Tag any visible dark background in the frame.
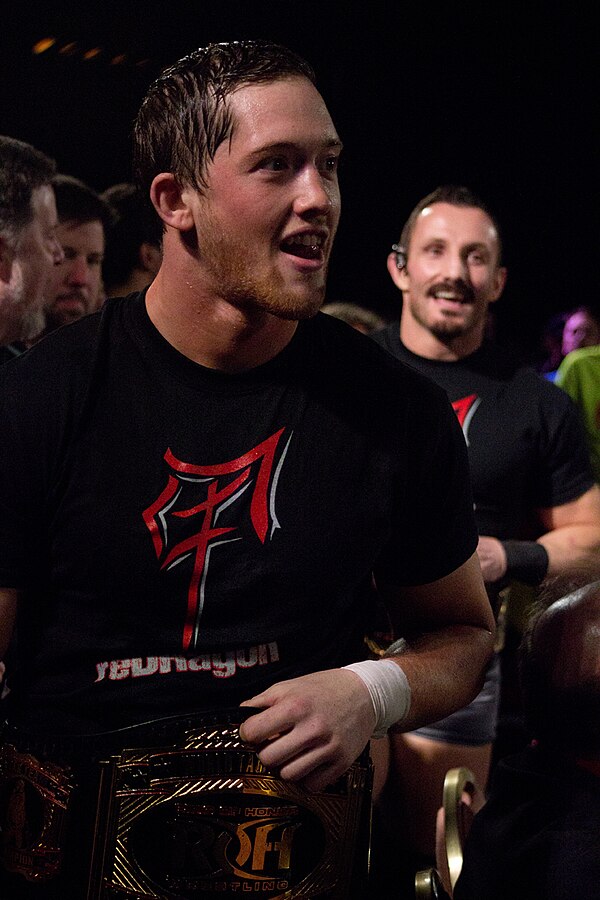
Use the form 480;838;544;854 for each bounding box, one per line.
1;1;596;358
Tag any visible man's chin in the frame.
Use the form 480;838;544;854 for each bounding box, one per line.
269;278;327;320
429;312;477;341
273;296;323;321
431;323;468;340
231;285;325;322
49;308;86;328
20;309;47;343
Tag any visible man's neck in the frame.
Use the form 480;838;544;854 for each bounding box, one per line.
399;315;484;362
145;271;298;373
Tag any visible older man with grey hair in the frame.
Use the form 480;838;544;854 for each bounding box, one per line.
0;135;63;362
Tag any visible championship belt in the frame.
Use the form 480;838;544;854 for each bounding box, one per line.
77;709;370;899
0;741;74;882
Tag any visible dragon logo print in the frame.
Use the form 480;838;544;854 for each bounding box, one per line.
143;428;291;651
451;394;481;446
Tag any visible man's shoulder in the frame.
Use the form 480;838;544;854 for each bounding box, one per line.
370;321;401;355
1;313;99;387
0;297;135;405
0;343;25;366
557;345;600;380
512;358;581;408
314;314;449;403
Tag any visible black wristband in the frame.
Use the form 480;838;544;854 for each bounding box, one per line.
501;540;549;585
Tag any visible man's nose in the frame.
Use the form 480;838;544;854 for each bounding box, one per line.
67;257;90;285
293;166;335;218
445;252;469;282
52;239;64;266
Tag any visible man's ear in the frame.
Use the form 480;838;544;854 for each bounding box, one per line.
489;266;508;304
0;235;15;283
149;173;195;232
386;251;410;293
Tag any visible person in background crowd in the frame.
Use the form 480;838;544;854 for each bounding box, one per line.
561;305;600;357
42;174;113;335
556;345;600;482
371;184;600;889
100;182;162;298
0;135;63;362
538;306;600;383
536;311;568;380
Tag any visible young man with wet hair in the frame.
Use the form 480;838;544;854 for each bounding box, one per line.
0;47;494;896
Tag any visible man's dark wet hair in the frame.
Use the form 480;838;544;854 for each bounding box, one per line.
133;40;316;197
52;174;114;230
519;577;600;758
396;185;504;266
0;135;57;243
101;182;162;291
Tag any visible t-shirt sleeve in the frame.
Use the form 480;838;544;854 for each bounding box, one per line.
374;381;478;587
532;378;594;508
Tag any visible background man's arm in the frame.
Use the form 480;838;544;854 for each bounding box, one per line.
477;484;600;583
0;588;17;660
240;552;494;791
538;484;600;576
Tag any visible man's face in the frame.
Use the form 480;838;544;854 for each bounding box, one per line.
398;202;506;343
7;185;63;341
46;219;105;328
181;76;342;320
562;310;600;355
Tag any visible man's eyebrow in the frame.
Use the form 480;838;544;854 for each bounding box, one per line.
463;242;491;252
246;138;343;159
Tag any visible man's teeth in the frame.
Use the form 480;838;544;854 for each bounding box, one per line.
287;234;322;247
435;291;463;300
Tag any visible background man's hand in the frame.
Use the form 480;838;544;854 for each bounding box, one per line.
476;535;507;583
239;669;375;792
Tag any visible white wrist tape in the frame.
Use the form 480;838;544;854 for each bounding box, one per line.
343;658;411;738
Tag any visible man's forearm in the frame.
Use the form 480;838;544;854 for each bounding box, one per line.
386;623;494;733
538;524;600;579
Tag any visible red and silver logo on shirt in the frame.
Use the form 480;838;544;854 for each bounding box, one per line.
143;428;291;651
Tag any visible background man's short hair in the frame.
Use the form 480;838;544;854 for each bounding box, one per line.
52;174;114;231
101;182;162;289
0;134;57;240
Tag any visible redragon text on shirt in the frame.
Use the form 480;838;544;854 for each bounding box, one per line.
94;642;280;682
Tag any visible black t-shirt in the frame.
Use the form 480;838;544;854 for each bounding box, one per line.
0;295;477;733
373;324;594;539
0;343;25;366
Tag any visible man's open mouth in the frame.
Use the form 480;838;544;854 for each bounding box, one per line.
280;233;324;260
431;287;473;303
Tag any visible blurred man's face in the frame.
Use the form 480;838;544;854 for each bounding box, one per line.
562;310;600;356
398;203;506;345
45;219;104;329
5;185;63;341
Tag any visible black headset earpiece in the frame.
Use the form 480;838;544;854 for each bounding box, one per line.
391;243;406;269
